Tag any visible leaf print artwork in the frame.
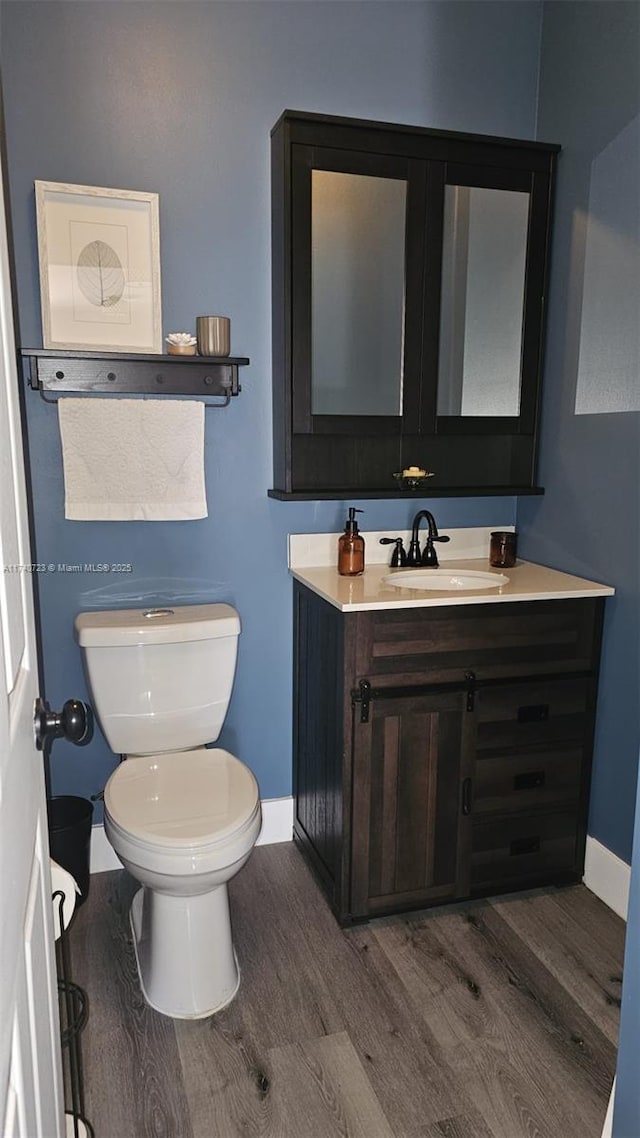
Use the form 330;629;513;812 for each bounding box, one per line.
76;240;125;308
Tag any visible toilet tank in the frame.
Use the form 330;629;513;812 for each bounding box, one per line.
75;603;240;756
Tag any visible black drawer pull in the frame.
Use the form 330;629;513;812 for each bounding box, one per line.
461;777;472;815
517;704;549;723
514;770;545;791
510;835;541;856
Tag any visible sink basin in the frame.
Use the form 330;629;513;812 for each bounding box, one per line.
383;569;510;591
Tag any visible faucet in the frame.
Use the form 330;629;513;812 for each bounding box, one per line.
407;510;450;567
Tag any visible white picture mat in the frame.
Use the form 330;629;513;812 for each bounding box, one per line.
35;181;162;353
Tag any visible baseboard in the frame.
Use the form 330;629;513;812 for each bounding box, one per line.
601;1078;615;1138
90;795;294;874
583;835;631;921
255;796;294;847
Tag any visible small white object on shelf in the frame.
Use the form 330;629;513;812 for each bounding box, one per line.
166;332;197;356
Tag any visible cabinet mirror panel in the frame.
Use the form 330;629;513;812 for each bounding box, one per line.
311;170;406;417
437;184;530;418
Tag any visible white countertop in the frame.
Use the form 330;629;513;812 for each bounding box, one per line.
290;559;614;612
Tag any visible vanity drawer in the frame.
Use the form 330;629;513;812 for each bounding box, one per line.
358;599;603;686
473;747;583;816
475;676;596;754
471;810;579;889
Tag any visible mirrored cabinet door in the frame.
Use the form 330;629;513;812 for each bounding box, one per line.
311;169;406;418
290;145;420;438
437;184;529;418
433;163;553;438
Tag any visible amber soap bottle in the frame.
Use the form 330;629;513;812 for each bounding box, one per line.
338;508;365;576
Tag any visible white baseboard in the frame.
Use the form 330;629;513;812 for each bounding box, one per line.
255;796;294;847
601;1078;615;1138
583;835;631;921
90;795;294;874
90;825;120;873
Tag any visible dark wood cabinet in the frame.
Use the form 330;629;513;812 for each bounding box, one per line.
271;111;560;499
293;583;604;923
351;687;474;918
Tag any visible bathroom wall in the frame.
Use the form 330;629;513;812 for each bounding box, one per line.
0;1;540;808
518;0;640;862
613;749;640;1135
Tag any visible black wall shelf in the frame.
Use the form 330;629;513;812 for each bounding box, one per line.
268;485;544;500
23;348;249;399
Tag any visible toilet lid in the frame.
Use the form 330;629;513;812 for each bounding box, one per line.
104;748;259;847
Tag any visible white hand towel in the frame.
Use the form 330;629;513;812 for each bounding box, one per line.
58;398;207;521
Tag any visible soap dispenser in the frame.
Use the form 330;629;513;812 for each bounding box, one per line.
338;508;365;576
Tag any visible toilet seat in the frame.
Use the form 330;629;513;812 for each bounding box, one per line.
104;747;259;849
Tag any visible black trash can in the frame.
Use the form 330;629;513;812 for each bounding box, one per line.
47;796;94;906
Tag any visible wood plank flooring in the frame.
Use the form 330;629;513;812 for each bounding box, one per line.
68;843;624;1138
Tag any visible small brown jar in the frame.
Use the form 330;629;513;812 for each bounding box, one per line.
490;530;517;568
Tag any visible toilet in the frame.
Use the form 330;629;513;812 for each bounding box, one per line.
74;603;261;1019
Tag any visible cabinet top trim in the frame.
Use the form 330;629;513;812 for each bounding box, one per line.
272;109;561;154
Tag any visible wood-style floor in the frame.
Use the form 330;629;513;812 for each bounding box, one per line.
69;843;624;1138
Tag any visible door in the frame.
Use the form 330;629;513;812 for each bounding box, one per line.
350;685;475;918
0;144;64;1133
288;143;420;491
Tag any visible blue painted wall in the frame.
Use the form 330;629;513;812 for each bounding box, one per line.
530;6;640;1128
614;751;640;1136
519;0;640;862
0;1;540;808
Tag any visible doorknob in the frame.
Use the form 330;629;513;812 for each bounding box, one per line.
34;697;93;751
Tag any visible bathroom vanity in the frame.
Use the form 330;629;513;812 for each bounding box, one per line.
290;548;613;923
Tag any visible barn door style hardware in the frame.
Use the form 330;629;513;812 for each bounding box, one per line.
352;673;483;724
464;670;477;711
352;679;372;723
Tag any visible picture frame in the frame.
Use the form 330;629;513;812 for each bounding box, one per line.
35;180;162;354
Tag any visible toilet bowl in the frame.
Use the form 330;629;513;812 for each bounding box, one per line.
75;604;261;1019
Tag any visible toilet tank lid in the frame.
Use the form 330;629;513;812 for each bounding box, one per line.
75;603;240;647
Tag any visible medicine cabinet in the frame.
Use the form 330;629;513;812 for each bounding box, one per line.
269;110;559;500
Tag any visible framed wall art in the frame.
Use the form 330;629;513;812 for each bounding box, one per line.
35;180;162;353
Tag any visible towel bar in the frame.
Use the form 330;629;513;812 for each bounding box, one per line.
37;387;233;409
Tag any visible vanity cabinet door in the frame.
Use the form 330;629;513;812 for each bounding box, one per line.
350;687;474;918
